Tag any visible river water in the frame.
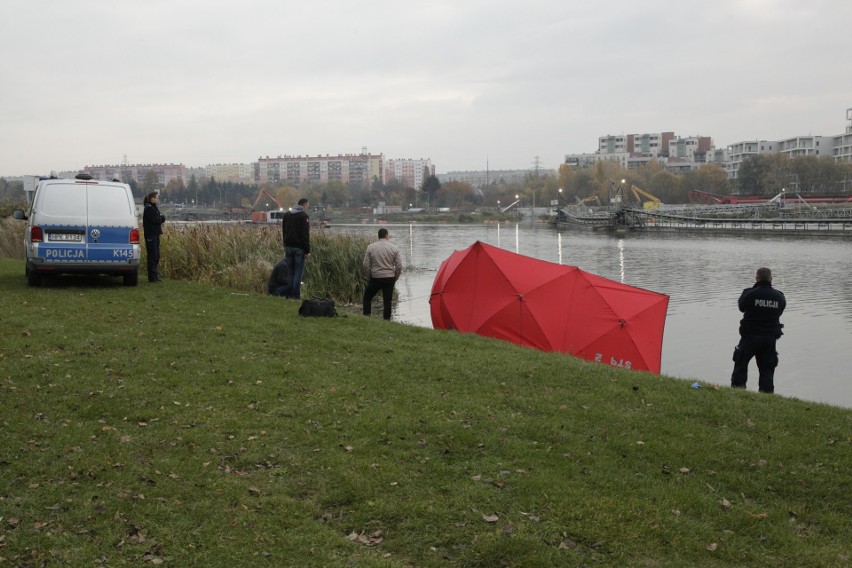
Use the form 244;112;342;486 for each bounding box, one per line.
334;222;852;409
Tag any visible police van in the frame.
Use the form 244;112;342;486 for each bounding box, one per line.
12;173;141;286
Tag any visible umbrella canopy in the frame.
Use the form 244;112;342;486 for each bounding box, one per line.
429;241;669;373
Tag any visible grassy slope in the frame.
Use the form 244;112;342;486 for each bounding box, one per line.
0;258;849;567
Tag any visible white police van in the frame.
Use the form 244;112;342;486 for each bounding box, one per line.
12;173;141;286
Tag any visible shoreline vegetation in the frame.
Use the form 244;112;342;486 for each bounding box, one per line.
0;220;850;566
159;224;372;303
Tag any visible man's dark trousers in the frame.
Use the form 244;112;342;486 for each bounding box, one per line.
731;335;779;393
363;277;395;320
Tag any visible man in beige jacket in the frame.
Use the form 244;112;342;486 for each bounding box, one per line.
362;228;403;320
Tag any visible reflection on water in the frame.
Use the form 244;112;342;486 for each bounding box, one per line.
335;223;852;408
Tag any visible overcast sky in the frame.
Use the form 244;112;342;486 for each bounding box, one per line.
1;0;850;177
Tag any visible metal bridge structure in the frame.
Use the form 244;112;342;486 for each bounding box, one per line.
553;201;852;234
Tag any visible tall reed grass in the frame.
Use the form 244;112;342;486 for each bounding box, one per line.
156;223;371;303
0;217;25;260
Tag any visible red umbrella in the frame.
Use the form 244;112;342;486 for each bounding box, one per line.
429;241;669;373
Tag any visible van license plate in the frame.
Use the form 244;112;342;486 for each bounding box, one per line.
49;234;82;242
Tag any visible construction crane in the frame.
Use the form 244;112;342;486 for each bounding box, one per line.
575;195;602;206
250;189;284;223
629;185;661;210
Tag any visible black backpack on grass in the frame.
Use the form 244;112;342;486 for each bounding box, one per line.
298;298;337;317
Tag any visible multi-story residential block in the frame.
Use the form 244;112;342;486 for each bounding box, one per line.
565;152;630;170
256;152;383;187
724;141;777;179
83;163;186;187
599;132;675;158
186;166;205;181
384;158;434;189
438;169;550;188
832;107;852;163
633;132;675;158
204;163;255;183
669;136;713;161
598;134;630;154
705;147;729;165
776;136;834;159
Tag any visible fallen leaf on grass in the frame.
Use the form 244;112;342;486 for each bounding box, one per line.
346;530;384;546
482;513;499;523
721;498;732;510
707;543;718;552
142;552;164;564
749;512;768;519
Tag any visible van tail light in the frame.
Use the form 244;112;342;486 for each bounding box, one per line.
31;226;44;242
129;228;140;244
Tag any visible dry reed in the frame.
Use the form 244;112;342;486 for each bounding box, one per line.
155;223;370;302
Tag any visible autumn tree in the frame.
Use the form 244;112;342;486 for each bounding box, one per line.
439;181;475;208
140;170;161;195
680;164;730;199
421;174;441;208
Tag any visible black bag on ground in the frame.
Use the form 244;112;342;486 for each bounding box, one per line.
298;298;337;317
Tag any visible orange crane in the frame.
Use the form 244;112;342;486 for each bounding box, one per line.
250;189;284;223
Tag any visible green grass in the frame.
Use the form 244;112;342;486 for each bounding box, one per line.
0;257;850;567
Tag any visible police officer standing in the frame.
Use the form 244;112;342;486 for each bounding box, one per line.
731;267;786;393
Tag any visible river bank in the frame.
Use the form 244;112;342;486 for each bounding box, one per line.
332;222;852;409
0;257;849;567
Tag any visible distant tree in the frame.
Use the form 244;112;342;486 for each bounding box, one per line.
736;156;768;196
680;164;729;199
164;177;185;199
140;170;161;195
187;174;199;202
320;181;349;207
439;181;475;208
649;170;681;203
421;174;441;208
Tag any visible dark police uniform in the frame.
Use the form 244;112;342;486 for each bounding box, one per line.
731;280;786;393
142;201;166;283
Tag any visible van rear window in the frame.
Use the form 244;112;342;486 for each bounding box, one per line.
40;185;87;217
88;186;133;217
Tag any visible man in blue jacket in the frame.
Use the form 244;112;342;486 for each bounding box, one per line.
731;267;786;393
281;198;310;300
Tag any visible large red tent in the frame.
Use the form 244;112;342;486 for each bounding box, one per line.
429;241;669;373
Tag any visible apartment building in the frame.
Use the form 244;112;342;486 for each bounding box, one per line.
438;169;552;187
204;163;255;183
83;163;186;187
598;134;630;154
832;107;852;163
724;141;777;179
669;136;713;161
776;136;834;159
256;153;383;187
598;132;675;158
384;158;434;189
